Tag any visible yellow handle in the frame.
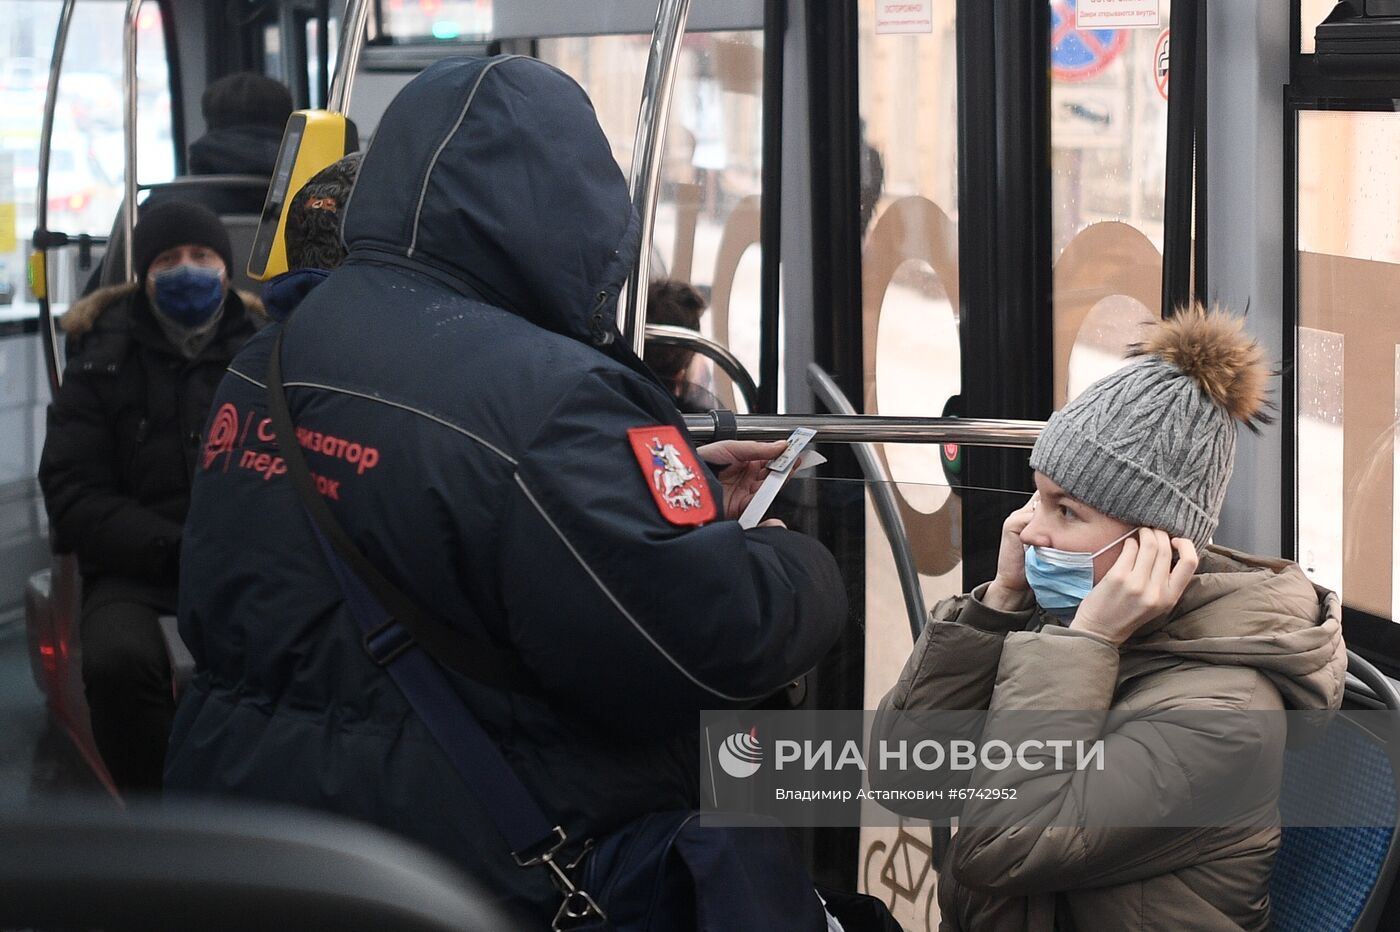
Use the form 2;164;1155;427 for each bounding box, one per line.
27;250;46;300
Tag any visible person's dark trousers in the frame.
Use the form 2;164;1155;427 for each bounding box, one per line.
79;576;176;795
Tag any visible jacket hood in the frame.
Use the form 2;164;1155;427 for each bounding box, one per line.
341;56;640;346
1130;546;1346;712
187;126;283;176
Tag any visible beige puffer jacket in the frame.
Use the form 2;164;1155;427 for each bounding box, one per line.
874;546;1347;932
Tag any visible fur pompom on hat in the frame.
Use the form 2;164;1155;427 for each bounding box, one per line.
1029;305;1274;550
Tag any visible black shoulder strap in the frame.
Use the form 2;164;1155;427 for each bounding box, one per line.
265;329;540;696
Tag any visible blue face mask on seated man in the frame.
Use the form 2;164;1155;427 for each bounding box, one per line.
1023;528;1138;619
152;264;225;328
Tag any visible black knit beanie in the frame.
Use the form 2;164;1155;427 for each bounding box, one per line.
202;72;294;131
132;200;234;284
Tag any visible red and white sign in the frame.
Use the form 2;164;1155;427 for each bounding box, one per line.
628;426;716;526
875;0;933;35
1076;0;1160;29
1154;28;1170;101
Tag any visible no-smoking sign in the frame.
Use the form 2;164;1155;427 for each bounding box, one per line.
1154;28;1170;100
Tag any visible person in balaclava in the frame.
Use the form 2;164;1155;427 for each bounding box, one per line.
260;151;362;322
872;306;1347;932
39;199;262;794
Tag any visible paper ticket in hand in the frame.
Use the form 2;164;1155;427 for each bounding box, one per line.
738;428;825;529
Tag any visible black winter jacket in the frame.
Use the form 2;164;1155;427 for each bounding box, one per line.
164;56;847;925
38;283;260;587
180;124;283;215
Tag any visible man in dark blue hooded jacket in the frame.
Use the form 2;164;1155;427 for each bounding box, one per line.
164;56;847;924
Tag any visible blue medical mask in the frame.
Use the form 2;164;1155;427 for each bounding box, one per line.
1023;528;1137;620
152;264;225;328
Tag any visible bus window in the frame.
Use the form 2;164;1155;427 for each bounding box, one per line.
855;0;961;684
0;0;175;322
1296;109;1400;621
1050;1;1169;408
854;7;962;925
305;15;339;110
264;22;284;88
1299;0;1337;54
538;31;767;412
379;0;492;40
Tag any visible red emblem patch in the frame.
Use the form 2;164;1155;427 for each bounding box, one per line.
203;403;240;470
627;426;716;526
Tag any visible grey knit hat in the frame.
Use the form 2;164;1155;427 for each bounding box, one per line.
1029;307;1272;550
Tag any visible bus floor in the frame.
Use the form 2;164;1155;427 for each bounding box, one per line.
0;620;108;807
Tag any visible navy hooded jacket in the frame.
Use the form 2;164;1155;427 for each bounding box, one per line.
163;56;847;923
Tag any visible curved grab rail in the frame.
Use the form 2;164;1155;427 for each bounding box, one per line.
121;0;140;283
34;0;77;395
621;0;693;356
136;174;272;193
1344;650;1400;712
808;364;928;640
327;0;373;115
645;324;759;413
682;413;1044;447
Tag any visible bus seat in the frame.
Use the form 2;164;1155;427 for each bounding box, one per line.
23;555;116;795
1270;651;1400;932
98;212;263;294
23;568;53;694
0;801;512;931
95;174;271;292
157;614;195;702
219;213;263;294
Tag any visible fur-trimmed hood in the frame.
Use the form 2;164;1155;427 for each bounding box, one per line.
61;282;266;337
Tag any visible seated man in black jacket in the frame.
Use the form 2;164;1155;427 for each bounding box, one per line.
39;200;262;793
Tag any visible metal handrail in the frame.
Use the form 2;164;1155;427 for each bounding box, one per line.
137;174;271;192
621;0;693;356
122;0;140;283
327;0;373;115
645;324;758;412
682;413;1044;447
808;364;928;640
35;0;76;394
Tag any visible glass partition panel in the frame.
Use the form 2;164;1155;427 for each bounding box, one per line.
783;468;1027;929
538;31;766;412
1050;1;1167;408
1296;109;1400;621
856;11;961;915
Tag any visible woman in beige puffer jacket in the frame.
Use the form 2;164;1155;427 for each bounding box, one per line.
874;308;1347;931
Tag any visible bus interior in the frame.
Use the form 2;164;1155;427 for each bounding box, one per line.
2;1;1400;929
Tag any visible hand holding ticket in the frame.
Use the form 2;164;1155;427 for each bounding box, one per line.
738;428;825;529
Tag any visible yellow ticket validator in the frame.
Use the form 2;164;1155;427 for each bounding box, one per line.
247;110;357;281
